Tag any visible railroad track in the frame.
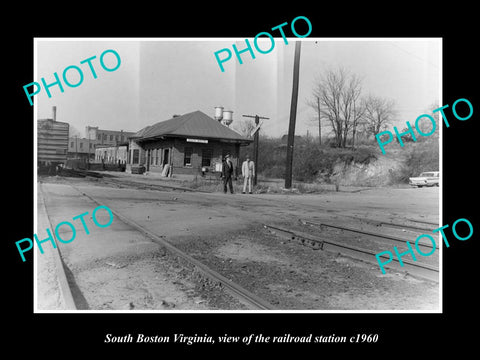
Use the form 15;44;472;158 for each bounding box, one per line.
101;177;209;193
371;219;437;233
299;219;437;252
66;184;274;310
263;223;439;282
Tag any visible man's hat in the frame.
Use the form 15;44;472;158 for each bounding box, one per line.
225;154;230;158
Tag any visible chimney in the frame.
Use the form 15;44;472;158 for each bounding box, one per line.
52;106;57;121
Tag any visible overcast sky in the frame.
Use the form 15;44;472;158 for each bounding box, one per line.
35;38;441;138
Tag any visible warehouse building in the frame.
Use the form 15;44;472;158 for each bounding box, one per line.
38;118;69;166
126;110;251;177
37;106;69;167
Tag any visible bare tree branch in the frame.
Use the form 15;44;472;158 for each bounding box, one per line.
308;67;365;147
233;119;256;138
362;95;396;137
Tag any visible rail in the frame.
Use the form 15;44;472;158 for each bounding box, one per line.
69;184;275;310
263;224;439;282
299;219;437;251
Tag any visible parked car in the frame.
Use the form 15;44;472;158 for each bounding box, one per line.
409;171;439;187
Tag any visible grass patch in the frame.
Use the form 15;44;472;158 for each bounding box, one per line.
174;176;332;194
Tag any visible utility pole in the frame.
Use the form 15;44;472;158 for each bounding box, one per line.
242;114;269;186
285;41;302;189
317;96;322;145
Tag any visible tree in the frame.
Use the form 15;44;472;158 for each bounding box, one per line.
416;102;440;139
343;75;365;148
311;96;322;145
362;95;396;137
234;119;257;138
309;68;364;148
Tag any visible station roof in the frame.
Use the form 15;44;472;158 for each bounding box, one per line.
132;111;251;143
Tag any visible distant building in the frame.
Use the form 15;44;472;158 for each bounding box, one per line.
126;110;252;176
38;118;69;166
67;127;135;162
95;144;128;164
68;137;95;161
86;126;135;146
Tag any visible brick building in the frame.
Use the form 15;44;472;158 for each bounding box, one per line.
68;136;95;160
126;110;251;176
85;126;135;146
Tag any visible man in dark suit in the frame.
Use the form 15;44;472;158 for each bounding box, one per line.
221;154;234;194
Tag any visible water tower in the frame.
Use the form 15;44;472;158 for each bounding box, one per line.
223;110;233;127
214;106;224;122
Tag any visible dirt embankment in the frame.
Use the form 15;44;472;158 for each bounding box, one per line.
331;152;404;187
331;139;439;187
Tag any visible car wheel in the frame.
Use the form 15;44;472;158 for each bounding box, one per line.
417;185;423;188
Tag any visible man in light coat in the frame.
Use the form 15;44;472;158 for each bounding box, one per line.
242;154;255;194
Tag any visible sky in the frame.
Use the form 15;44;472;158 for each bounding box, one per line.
35;38;441;139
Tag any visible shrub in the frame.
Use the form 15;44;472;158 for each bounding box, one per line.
389;138;439;183
241;136;378;184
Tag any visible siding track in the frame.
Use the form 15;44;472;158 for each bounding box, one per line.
263;223;439;282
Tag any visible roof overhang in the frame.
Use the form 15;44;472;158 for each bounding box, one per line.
137;134;252;145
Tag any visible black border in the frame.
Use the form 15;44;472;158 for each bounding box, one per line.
6;5;479;354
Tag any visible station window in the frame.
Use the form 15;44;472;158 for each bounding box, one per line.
184;147;193;166
201;148;213;167
132;149;139;164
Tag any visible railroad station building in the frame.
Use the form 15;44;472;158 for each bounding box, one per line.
126;110;252;177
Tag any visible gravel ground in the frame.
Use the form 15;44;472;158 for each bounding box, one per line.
36;189;66;311
37;179;247;311
173;226;439;310
37;174;440;311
